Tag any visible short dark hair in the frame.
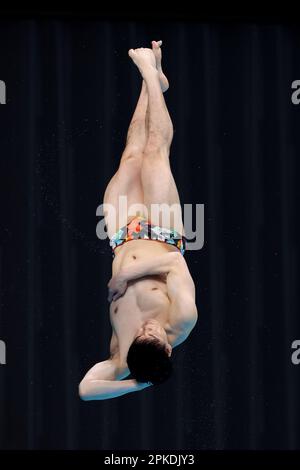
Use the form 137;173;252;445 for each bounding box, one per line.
127;337;173;385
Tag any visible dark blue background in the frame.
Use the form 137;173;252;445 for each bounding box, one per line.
0;17;300;449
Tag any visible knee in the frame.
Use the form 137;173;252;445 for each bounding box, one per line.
143;143;170;161
121;145;143;162
120;148;143;171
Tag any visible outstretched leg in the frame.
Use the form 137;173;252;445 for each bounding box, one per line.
121;41;169;162
103;41;170;238
128;47;184;235
103;81;147;238
123;80;149;159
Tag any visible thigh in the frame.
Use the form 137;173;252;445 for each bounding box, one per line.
141;152;184;234
103;156;145;238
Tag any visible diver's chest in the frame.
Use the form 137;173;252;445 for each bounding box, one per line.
133;277;169;310
109;279;169;332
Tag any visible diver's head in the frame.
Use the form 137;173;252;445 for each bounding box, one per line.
127;319;173;385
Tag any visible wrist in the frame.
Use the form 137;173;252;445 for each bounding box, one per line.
134;380;152;390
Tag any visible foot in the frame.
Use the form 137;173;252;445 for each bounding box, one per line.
151;40;169;93
128;48;157;75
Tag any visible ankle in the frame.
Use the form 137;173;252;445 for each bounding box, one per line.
141;65;159;78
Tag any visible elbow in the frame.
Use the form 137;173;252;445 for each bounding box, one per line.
79;379;107;402
172;251;182;262
191;303;198;320
190;304;198;327
169;251;183;268
79;380;91;401
185;302;198;328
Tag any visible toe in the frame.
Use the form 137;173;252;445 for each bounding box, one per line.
152;40;162;48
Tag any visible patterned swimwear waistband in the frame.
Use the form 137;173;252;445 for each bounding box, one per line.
109;216;186;257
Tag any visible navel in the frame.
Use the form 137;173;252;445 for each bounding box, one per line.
132;255;137;260
114;306;118;314
151;287;158;290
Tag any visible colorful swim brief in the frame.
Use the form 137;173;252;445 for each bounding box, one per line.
109;216;186;257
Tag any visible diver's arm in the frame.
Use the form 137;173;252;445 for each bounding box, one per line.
165;255;198;344
108;252;181;301
79;377;150;401
121;251;181;279
79;359;151;401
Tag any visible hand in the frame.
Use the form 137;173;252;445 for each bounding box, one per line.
107;274;128;303
136;381;153;390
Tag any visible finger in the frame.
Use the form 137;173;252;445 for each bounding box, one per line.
108;290;115;303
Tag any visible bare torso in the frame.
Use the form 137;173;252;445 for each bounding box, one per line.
109;239;180;366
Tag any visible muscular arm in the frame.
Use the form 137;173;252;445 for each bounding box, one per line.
118;251;182;281
107;251;182;302
165;255;198;346
79;359;151;401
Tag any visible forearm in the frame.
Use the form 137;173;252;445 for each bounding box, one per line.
79;378;147;401
119;252;180;283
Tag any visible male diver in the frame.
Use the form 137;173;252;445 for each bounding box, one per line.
79;41;198;400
